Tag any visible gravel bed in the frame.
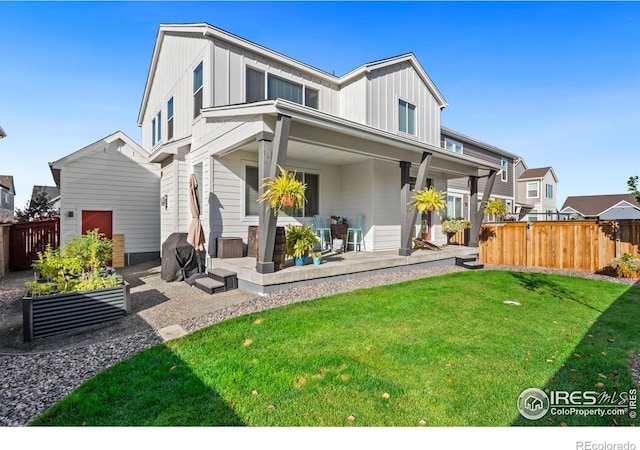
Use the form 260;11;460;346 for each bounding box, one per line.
1;264;638;426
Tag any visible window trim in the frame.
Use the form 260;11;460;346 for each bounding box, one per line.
545;183;553;199
501;159;508;182
526;181;539;199
167;97;174;141
398;98;416;136
193;61;204;119
443;138;464;154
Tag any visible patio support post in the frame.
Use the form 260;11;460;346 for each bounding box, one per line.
256;114;290;274
468;170;497;248
399;152;432;256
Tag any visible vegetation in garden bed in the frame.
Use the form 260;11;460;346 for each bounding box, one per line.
25;230;122;297
31;271;639;426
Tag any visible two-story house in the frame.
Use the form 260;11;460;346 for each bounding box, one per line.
441;127;520;223
138;23;502;272
514;163;559;220
0;175;15;222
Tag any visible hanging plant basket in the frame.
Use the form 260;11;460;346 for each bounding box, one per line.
258;166;307;214
409;186;447;215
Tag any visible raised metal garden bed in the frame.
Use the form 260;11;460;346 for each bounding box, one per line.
22;282;130;342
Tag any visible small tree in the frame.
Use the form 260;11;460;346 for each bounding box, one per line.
15;191;59;222
628;176;640;203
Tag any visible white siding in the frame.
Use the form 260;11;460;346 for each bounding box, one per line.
59;140;160;254
143;33;210;150
339;75;368;125
368;61;440;146
160;157;175;245
338;160;375;250
370;160;400;251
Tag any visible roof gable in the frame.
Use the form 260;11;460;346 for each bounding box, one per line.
560;194;640;216
49;131;147;187
519;167;558;183
0;175;15;194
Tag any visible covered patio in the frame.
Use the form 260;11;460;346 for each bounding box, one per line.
210;243;478;294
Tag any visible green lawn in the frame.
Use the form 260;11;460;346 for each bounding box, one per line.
31;270;639;426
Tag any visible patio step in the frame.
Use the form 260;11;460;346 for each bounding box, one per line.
208;268;238;291
184;273;208;287
455;255;484;270
194;277;226;295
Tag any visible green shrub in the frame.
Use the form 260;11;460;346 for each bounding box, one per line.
441;218;472;234
610;253;640;278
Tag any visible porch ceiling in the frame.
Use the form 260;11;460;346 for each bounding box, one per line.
201;99;500;179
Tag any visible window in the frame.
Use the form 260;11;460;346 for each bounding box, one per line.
501;159;508;182
245;166;260;216
156;111;161;143
546;183;553;199
528;208;538;222
193;61;203;118
505;200;513;213
304;87;319;109
151;118;156;147
244;166;319;217
167;97;174;141
527;182;539;198
267;74;302;104
444;138;463;154
546;209;554;220
398;99;416;135
447;195;463;218
193;163;203;214
246;67;265;103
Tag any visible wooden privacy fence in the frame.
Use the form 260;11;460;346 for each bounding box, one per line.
479;220;640;272
9;218;60;271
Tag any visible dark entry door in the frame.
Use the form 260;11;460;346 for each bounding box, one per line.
82;210;113;238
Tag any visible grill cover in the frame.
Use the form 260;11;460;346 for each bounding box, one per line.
161;233;199;282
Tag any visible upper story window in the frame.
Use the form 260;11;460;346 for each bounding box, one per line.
304;87;319;109
398;99;416;135
501;159;508;182
167;97;174;141
527;182;539;198
193;61;203;119
546;183;553;199
246;67;319;109
151;110;161;147
268;74;303;104
246;68;265;103
152;118;156;147
156;111;161;143
444;138;463;154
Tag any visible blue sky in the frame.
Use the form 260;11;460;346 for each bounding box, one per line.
1;1;639;210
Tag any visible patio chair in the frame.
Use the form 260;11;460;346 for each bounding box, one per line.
313;215;332;251
412;237;441;251
346;215;365;252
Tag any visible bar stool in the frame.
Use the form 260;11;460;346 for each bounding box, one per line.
313;215;332;250
346;215;365;252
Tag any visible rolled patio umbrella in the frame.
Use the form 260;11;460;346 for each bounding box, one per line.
187;174;205;252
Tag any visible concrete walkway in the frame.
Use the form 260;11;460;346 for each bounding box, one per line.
0;261;257;354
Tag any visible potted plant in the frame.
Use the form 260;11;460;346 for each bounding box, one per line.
484;199;508;221
23;230;128;342
285;224;320;266
441;218;472;245
311;251;322;266
258;165;307;214
610;253;640;279
420;218;429;240
409;186;447;215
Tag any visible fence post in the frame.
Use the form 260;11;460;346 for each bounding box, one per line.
615;220;621;258
526;222;532;267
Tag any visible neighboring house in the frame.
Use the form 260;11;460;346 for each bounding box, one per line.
138;22;502;270
516;165;559;221
441;127;520;222
49;131;161;265
0;175;15;222
560;194;640;220
30;185;61;211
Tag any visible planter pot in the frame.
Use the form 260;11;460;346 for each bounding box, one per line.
312;257;322;266
23;282;130;342
294;255;308;266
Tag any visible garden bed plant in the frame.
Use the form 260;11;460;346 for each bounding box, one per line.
610;253;640;279
25;229;123;297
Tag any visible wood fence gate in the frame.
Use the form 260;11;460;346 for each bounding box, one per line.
10;218;60;270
